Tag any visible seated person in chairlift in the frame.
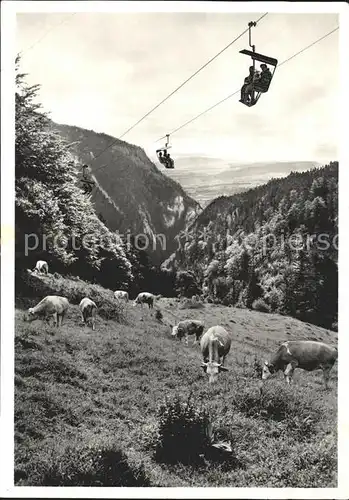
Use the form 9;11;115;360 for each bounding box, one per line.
240;66;255;103
163;151;174;168
255;63;272;91
243;67;265;104
157;151;166;164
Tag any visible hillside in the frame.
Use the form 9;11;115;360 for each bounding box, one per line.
163;162;338;330
51;122;201;262
15;274;337;487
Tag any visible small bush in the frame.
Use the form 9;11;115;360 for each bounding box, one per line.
154;395;212;465
252;356;263;378
155;309;163;322
252;298;271;313
179;299;204;310
25;444;150;486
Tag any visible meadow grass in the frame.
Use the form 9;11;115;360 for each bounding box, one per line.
15;282;338;487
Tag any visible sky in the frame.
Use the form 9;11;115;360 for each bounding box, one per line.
15;5;340;167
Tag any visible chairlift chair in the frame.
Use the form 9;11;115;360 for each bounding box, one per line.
80;164;95;194
156;134;175;169
239;21;278;107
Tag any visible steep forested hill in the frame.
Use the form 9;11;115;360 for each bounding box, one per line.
51;122;201;262
163;162;338;329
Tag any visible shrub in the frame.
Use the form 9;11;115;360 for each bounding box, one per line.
23;444;150;486
252;356;263;378
154;395;212;465
252;298;271;313
179;299;204;310
155;309;163;322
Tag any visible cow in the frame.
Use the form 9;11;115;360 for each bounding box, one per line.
114;290;129;302
26;295;69;327
200;326;232;384
133;292;155;309
171;319;204;346
33;260;49;275
79;297;97;330
262;340;338;389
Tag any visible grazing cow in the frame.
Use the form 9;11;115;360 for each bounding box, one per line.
262;340;338;389
33;260;48;275
133;292;155;309
114;290;129;302
171;319;204;346
79;297;97;330
200;326;232;384
27;295;69;327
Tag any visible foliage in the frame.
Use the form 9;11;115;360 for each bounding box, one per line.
155;309;163;322
17;443;150;486
154;395;212;465
175;270;201;298
252;298;271;313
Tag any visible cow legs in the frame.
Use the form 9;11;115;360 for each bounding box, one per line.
184;335;189;346
284;362;297;384
322;366;332;390
52;312;58;327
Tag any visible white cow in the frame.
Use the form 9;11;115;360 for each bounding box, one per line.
27;295;69;327
114;290;129;302
133;292;155;309
79;297;98;330
33;260;49;275
200;326;232;384
171;319;204;346
262;340;338;389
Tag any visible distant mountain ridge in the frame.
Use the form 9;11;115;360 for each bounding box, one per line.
51;122;201;262
164;159;322;206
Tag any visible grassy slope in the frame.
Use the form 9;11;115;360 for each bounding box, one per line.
15;294;337;487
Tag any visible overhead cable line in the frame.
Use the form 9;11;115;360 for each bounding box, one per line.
91;12;268;162
157;26;339;140
3;12;77;73
21;13;76;55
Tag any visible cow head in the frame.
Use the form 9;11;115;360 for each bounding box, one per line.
25;308;36;322
201;361;229;384
262;361;275;380
171;325;179;338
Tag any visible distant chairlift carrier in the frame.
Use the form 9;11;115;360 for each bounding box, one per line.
80;164;95;194
239;21;278;107
156;134;175;169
